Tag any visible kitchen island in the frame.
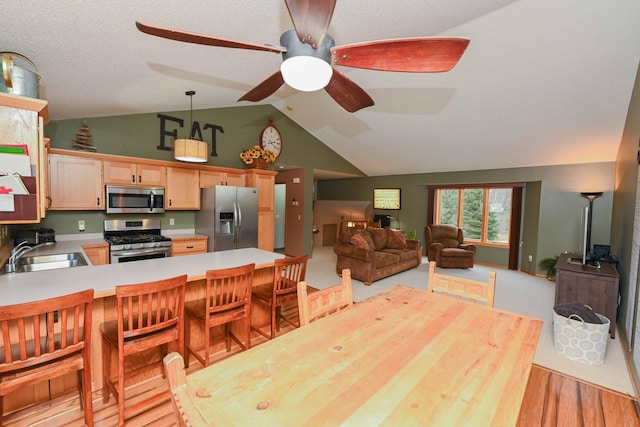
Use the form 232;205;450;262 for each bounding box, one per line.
0;241;286;415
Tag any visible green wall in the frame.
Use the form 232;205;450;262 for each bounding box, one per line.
37;104;363;255
317;162;615;275
610;62;640;387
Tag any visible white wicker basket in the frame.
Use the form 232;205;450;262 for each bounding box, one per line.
553;308;610;365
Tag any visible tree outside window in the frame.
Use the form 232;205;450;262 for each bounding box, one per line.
436;187;512;246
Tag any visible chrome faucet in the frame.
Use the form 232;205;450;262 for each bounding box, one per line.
5;242;44;273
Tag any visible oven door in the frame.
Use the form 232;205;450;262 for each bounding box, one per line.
110;247;171;263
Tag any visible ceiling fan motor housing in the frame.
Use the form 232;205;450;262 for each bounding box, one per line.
280;28;334;63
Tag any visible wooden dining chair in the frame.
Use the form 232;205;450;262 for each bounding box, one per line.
297;269;353;326
252;255;308;340
184;263;255;368
0;289;94;427
427;261;496;307
163;352;233;427
100;274;187;427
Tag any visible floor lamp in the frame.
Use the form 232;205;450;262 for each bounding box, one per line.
580;191;603;260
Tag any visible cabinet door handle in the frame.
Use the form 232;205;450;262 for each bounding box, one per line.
97;197;100;206
131;175;135;183
186;245;194;249
138;175;142;183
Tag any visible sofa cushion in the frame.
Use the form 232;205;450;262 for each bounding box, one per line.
369;228;388;250
350;232;374;250
386;229;407;249
441;248;475;258
381;248;417;262
374;251;401;268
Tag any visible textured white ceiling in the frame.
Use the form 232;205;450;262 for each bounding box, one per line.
3;0;639;176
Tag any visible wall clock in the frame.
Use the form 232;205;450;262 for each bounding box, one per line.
260;119;282;158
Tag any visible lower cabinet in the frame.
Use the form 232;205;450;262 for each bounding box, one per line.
171;236;208;256
82;243;110;265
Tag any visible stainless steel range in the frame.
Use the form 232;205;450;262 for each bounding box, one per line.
104;219;172;263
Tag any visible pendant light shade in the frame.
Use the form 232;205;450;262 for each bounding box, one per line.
174;138;208;163
174;90;208;163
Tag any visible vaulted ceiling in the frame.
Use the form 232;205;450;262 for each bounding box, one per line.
4;0;639;176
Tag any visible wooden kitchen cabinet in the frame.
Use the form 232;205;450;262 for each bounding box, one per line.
0;93;48;223
200;169;245;187
48;154;104;210
171;236;208;256
554;253;619;338
166;166;200;210
103;160;166;186
245;169;276;251
82;242;110;265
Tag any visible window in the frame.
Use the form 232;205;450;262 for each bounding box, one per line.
435;187;512;246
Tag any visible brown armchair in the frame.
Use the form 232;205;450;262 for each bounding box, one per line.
425;225;476;268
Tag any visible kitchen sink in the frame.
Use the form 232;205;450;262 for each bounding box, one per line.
17;252;87;265
11;252;88;273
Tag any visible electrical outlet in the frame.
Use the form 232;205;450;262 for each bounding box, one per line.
78;220;85;232
528;255;533;262
170;218;175;226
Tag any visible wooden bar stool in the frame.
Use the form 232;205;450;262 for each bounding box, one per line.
185;263;255;368
252;255;308;340
0;289;94;427
100;274;186;427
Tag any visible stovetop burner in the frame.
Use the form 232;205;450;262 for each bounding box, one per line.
104;219;172;251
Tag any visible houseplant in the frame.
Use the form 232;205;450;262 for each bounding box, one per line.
539;256;559;281
240;145;277;170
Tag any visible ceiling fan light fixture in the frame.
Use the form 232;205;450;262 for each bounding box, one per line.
280;56;333;92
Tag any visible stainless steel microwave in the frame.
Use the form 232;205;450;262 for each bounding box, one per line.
106;185;165;214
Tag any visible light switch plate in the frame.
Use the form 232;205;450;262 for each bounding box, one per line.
78;220;85;231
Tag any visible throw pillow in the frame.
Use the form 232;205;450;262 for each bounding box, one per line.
369;228;388;250
386;229;407;249
350;232;374;250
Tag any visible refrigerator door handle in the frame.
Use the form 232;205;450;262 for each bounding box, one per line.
236;201;242;246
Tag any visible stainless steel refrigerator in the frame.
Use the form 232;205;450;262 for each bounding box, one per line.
195;185;259;252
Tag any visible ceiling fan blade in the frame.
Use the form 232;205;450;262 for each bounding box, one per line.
238;71;285;102
331;38;470;72
285;0;336;48
324;69;375;113
135;21;286;53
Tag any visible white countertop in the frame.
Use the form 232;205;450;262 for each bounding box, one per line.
0;241;284;305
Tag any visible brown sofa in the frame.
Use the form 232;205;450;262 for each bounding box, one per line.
425;224;475;268
333;225;422;286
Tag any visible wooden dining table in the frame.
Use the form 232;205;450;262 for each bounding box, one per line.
185;285;543;426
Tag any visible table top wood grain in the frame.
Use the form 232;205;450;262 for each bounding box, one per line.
186;285;543;426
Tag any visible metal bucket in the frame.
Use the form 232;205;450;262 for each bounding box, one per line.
0;52;41;99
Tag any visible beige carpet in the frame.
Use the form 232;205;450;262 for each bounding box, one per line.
306;246;636;397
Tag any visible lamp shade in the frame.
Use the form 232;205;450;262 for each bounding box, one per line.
174;138;208;163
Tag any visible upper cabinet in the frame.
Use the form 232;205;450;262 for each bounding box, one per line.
48;154;104;210
0;93;48;223
104;160;166;187
166;167;200;210
200;169;245;188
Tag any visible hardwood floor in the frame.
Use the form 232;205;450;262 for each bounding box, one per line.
518;365;640;427
4;302;640;426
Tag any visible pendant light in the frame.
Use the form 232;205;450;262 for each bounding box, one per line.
174;90;208;163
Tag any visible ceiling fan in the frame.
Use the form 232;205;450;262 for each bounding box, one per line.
136;0;469;113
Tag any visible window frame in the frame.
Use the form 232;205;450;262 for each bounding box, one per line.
432;184;517;248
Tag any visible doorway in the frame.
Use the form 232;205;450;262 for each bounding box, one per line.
274;183;286;251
